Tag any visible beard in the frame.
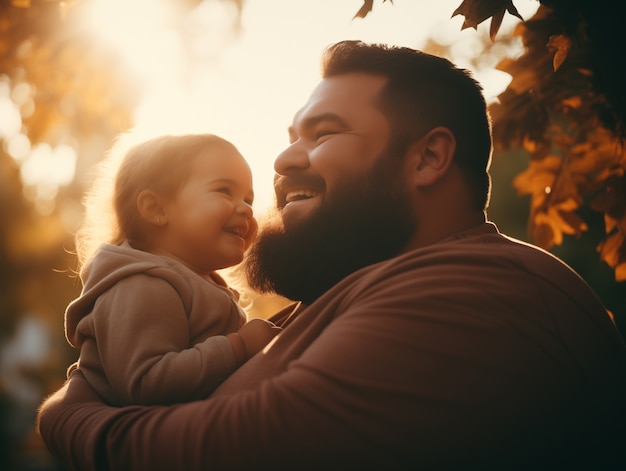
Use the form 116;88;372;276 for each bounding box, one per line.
244;151;416;304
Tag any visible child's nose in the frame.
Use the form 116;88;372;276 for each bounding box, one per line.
236;201;253;217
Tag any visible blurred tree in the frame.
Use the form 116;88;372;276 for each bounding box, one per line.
1;1;154;469
1;0;137;343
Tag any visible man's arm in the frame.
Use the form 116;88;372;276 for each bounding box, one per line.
39;291;434;470
38;258;626;470
38;371;137;469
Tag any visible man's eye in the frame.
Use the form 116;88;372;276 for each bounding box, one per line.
315;130;335;141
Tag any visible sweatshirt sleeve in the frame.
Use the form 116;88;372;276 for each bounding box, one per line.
89;274;238;405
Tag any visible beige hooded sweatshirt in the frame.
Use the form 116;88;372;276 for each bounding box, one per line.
65;242;246;406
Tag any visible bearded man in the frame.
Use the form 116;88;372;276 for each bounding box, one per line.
38;40;626;470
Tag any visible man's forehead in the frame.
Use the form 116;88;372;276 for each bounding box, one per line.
291;74;387;125
311;73;387;101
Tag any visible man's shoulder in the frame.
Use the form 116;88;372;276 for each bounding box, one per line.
346;223;603;312
382;223;559;275
409;223;577;278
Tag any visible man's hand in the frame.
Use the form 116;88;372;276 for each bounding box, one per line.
37;369;113;470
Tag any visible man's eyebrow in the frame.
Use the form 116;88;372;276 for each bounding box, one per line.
288;112;349;136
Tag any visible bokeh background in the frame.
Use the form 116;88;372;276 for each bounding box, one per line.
1;0;624;469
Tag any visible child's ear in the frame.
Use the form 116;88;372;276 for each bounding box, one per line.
136;190;167;226
406;127;456;187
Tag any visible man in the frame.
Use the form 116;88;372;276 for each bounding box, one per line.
38;40;626;470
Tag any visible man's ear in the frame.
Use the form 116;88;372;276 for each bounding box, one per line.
136;190;167;226
407;127;456;187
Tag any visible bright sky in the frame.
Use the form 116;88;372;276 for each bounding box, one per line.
10;0;539;216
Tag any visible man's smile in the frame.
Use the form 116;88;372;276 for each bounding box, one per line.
275;174;325;209
285;189;320;203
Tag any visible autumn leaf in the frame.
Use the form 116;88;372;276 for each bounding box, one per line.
546;34;571;71
615;262;626;282
605;214;619;234
532;219;555;249
561;96;582;110
513;155;561;204
598;231;626;282
353;0;393;19
589;174;626;223
522;136;538;154
531;198;587;249
589;172;626;278
451;0;523;40
515;150;589;249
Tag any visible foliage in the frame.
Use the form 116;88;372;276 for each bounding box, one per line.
452;0;523;41
491;1;626;282
0;0;144;362
356;0;626;281
0;0;138;146
464;0;626;282
0;4;142;467
353;0;393;20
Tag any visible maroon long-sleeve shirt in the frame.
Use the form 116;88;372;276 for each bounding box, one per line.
38;222;626;470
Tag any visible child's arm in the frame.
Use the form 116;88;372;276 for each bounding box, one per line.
226;318;282;365
88;275;249;405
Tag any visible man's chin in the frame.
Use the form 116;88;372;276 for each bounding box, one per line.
280;198;321;227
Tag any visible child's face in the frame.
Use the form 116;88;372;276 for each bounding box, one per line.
159;147;257;274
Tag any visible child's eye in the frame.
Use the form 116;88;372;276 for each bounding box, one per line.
215;187;232;196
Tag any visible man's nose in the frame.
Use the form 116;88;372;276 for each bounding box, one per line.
274;143;310;175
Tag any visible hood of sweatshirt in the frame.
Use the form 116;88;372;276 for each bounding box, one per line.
64;242;236;346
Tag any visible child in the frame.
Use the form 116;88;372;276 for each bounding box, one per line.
64;133;280;406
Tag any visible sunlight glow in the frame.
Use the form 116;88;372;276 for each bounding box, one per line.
20;143;77;214
0;95;21;141
6;133;31;162
80;0;186;100
74;0;539;214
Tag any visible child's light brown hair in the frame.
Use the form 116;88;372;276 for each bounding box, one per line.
75;132;239;277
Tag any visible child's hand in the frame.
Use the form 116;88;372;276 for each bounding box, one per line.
236;318;282;359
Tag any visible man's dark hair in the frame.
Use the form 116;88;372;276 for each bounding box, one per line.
321;40;493;210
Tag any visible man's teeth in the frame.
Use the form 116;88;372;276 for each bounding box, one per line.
285;190;318;203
